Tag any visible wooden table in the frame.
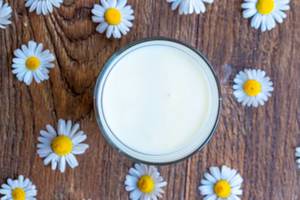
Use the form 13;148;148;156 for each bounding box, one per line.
1;0;299;199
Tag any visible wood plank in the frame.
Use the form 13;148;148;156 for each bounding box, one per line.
0;0;299;199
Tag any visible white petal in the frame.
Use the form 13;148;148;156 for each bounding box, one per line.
59;156;66;173
70;123;80;136
58;119;66;135
24;71;33;85
96;22;108;33
129;189;142;200
199;185;214;195
209;166;221;180
230;174;243;187
72;131;87;144
203;172;217;183
66;154;79;168
125;175;138;189
65;120;72;136
46;124;57;135
43;153;57;165
51;157;58;170
243;8;256;18
106;25;114;38
40;130;55;139
117;0;127;8
204;194;217;200
72;143;89;155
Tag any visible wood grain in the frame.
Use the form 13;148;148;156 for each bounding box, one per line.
1;0;300;199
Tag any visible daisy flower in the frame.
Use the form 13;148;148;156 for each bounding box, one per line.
167;0;214;15
12;41;55;85
37;119;89;173
25;0;63;15
91;0;134;39
295;147;300;168
0;175;37;200
242;0;290;32
0;0;12;29
125;163;167;200
199;165;243;200
233;69;273;107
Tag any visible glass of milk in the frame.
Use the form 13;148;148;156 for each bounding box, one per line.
94;38;221;164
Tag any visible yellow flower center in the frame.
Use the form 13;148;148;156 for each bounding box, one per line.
25;56;41;71
243;79;262;96
51;135;73;156
137;175;155;193
12;188;26;200
256;0;275;15
104;8;122;25
214;180;231;198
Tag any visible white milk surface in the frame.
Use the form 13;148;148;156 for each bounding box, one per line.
98;41;219;161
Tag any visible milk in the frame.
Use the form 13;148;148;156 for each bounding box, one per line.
95;39;220;163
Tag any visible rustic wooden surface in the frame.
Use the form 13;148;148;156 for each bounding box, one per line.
0;0;300;199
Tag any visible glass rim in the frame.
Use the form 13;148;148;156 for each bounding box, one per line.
93;37;222;165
